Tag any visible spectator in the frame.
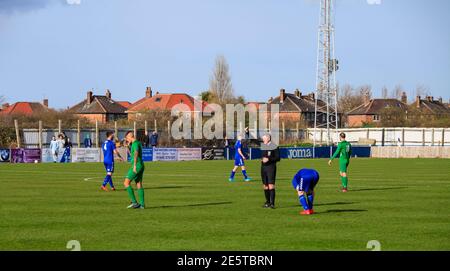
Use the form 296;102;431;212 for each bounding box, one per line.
84;134;92;148
57;134;65;151
50;136;59;163
143;131;150;148
62;137;73;163
150;131;159;147
224;136;230;148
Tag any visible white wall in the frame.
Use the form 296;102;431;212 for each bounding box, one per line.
307;128;450;146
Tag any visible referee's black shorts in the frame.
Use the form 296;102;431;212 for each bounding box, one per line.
261;164;277;185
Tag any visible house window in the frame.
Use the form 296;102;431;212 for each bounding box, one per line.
373;115;380;121
155;97;161;102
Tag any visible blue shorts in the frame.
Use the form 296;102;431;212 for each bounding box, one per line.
234;157;244;167
292;170;319;193
104;162;114;174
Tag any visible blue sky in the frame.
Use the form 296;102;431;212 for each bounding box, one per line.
0;0;449;109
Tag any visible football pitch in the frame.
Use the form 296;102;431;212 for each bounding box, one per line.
1;158;449;251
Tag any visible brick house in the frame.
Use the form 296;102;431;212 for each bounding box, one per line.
0;99;51;116
347;93;409;127
412;96;450;117
68;90;128;123
127;87;209;120
267;89;342;127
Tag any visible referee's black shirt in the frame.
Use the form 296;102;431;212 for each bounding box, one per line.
261;142;280;166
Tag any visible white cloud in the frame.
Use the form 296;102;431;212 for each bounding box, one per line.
66;0;81;5
367;0;382;5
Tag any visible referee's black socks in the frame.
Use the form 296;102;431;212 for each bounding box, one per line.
264;189;270;203
269;189;276;206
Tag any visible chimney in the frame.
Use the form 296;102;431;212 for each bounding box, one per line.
363;92;370;105
401;92;407;104
438;97;443;103
268;97;273;103
87;91;93;105
280;89;286;103
426;96;433;102
415;96;421;108
145;86;153;98
294;89;302;98
42;99;49;108
308;92;315;100
2;103;9;110
106;89;111;99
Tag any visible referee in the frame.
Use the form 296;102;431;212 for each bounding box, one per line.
261;133;280;209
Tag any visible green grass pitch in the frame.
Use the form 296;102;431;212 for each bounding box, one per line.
1;158;449;251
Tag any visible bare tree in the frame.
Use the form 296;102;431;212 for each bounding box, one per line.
209;55;235;105
415;84;430;97
381;86;388;99
391;85;404;99
338;84;372;114
358;85;372;100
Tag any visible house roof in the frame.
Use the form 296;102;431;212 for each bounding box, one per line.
117;101;132;108
69;95;127;114
270;93;328;113
347;99;408;115
127;93;209;113
0;102;51;115
246;102;266;110
414;99;450;115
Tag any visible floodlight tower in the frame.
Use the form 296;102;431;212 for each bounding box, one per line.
313;0;339;152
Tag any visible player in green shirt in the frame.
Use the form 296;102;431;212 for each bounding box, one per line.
328;132;352;192
123;131;145;209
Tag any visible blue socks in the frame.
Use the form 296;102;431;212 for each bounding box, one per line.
230;171;236;179
242;170;248;179
230;169;249;180
102;175;114;188
299;195;309;211
102;175;109;187
108;175;114;188
307;194;314;210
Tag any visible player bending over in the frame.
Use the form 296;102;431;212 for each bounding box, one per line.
101;131;124;191
292;168;320;215
229;135;251;182
123;131;145;209
328;132;352;192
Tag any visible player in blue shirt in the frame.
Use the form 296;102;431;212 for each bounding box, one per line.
292;168;320;215
229;135;251;182
101;131;124;191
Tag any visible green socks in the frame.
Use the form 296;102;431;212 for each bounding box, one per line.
341;176;348;188
126;186;145;207
138;188;145;207
126;186;137;204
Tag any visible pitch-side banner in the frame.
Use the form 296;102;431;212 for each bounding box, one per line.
41;148;66;163
0;148;11;162
153;148;178;161
177;148;202;161
10;148;42;163
72;148;101;163
280;148;315;159
279;147;371;159
202;148;225;160
142;148;154;162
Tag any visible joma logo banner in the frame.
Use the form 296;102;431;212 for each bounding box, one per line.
287;148;313;159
